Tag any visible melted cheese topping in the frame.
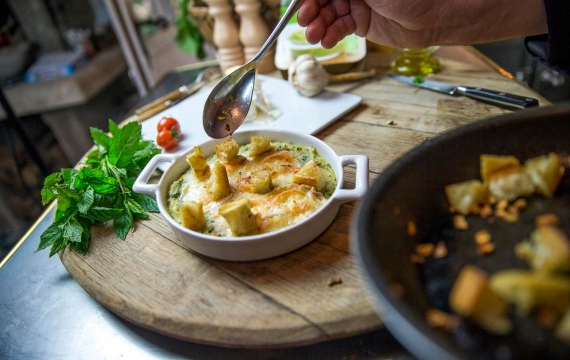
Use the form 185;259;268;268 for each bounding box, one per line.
168;141;336;237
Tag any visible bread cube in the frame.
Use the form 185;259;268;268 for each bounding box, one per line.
490;269;570;316
525;152;565;197
480;154;520;183
444;179;489;215
449;265;489;317
180;201;205;231
250;170;272;194
218;197;257;236
486;166;535;201
186;146;210;180
515;225;570;273
293;160;326;191
207;162;231;200
249;136;272;157
449;265;512;334
215;137;239;162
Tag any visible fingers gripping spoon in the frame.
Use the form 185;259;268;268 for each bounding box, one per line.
202;0;304;139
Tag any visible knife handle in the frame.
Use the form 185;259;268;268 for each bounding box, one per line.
458;86;539;109
135;89;185;115
134;101;172;123
121;101;171;126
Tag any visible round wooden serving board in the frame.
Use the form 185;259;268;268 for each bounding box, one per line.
59;52;548;348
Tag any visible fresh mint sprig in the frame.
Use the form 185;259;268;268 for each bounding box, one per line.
37;119;161;257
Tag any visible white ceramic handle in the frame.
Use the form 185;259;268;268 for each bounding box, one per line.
132;153;178;196
333;155;369;203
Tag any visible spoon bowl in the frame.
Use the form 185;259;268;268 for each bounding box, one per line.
202;0;304;139
202;62;257;138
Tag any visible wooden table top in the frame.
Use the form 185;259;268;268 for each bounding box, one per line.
58;47;548;348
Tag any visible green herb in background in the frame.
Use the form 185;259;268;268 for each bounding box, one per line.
413;75;425;93
174;0;206;59
37;120;161;257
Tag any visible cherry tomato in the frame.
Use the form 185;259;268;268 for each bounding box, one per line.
156;117;181;150
156;130;179;150
157;117;180;133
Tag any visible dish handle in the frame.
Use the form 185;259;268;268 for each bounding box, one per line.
333;155;369;203
132;153;178;196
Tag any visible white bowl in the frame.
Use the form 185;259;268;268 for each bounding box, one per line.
133;129;369;261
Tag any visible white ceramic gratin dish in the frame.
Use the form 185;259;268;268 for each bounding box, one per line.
133;129;369;261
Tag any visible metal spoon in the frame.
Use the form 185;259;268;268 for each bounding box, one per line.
202;0;304;138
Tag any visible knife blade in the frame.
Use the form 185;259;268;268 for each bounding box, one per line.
389;74;539;109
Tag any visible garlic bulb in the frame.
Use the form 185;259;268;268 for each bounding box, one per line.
288;54;329;97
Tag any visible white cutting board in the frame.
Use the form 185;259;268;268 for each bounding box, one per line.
140;75;362;170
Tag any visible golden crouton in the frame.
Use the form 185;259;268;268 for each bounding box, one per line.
480;154;520;183
515;225;570;273
490;269;570;316
293;160;326;191
207;162;231;200
450;265;489;317
250;170;272;194
218;197;257;236
186;146;210;180
180;201;205;231
486;166;535;201
449;265;512;335
525;152;565;197
215;137;239;162
249;136;272;157
444;180;489;215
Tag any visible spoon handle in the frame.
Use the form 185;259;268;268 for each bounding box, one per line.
251;0;304;63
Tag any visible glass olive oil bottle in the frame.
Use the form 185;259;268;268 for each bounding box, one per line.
391;48;440;76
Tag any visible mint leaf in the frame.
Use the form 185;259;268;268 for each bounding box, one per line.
78;188;95;214
108;122;141;168
90;127;112;149
89;177;118;194
37;223;62;252
86;149;101;166
134;140;155;158
54;186;80;212
134;140;161;166
44;173;62;187
86;206;123;222
55;209;65;221
62;168;78;186
48;236;68;258
41;188;57;205
108;119;120;137
126;198;149;219
113;209;133;240
79;168;118;194
71;233;89;254
63;217;84;243
132;193;159;212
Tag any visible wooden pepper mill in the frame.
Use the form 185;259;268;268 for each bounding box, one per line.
203;0;245;73
234;0;276;73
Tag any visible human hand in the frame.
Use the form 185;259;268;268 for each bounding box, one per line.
297;0;548;49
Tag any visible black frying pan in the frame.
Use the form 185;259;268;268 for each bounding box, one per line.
352;102;570;360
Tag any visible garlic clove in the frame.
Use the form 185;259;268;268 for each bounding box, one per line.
288;54;329;97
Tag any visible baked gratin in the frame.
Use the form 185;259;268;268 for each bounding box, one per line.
167;136;337;237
